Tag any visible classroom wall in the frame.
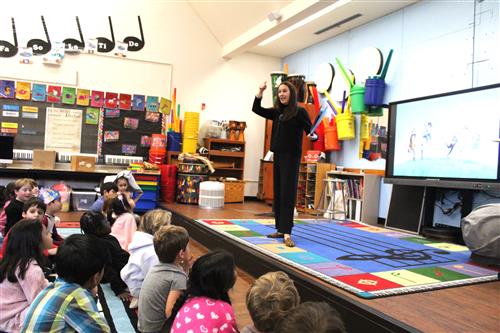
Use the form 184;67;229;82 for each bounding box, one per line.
282;0;500;218
0;0;281;195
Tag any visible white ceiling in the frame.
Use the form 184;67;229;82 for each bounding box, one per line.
188;0;418;59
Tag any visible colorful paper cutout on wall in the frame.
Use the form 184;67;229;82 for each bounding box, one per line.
104;130;119;142
146;96;159;112
32;84;47;102
0;80;15;99
124;117;139;129
91;90;104;107
132;94;145;111
47;85;62;103
159;97;172;114
105;92;118;109
145;111;160;123
86;107;99;125
140;135;151;147
119;93;132;110
105;108;120;118
77;89;91;106
16;81;31;100
62;87;76;104
122;144;137;155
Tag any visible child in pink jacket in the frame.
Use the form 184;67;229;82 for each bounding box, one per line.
109;195;137;251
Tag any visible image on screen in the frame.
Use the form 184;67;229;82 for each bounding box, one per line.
391;88;500;180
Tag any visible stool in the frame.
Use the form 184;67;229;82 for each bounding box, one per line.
317;178;347;220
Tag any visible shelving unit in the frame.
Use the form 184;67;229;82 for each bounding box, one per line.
204;138;245;180
296;162;335;214
325;171;380;225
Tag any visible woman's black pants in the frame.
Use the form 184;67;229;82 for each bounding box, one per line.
273;151;301;234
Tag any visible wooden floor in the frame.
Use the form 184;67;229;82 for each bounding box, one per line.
159;201;500;333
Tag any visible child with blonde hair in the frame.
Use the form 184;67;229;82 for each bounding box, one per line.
5;178;35;234
121;209;172;308
242;271;300;333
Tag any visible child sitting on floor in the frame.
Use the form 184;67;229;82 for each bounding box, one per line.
21;234;110;333
91;182;118;213
80;211;131;301
4;178;35;235
242;271;300;333
138;225;191;333
39;188;64;246
170;249;239;333
109;195;137;251
0;219;52;333
0;182;16;238
121;209;172;309
275;301;346;333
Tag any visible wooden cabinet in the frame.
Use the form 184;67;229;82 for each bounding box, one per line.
296;162;335;214
257;160;274;204
325;171;380;225
204;138;245;180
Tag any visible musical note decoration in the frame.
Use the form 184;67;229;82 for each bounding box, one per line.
63;16;85;53
27;16;51;55
0;18;18;58
124;16;145;52
97;16;115;53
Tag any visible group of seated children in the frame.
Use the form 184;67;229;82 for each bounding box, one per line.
0;175;346;333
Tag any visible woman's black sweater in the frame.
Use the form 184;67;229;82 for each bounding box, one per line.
252;96;313;155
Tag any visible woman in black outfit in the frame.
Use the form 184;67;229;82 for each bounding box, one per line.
253;81;317;247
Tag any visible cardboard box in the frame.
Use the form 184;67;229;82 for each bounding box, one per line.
32;150;56;170
71;155;96;172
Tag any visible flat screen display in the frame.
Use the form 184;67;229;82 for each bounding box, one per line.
385;84;500;190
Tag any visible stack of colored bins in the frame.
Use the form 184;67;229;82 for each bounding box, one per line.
134;173;160;212
149;134;167;165
160;164;177;203
182;112;200;153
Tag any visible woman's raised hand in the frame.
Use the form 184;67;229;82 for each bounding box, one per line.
256;81;267;98
259;81;267;92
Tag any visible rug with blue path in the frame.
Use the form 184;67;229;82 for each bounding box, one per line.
196;218;499;299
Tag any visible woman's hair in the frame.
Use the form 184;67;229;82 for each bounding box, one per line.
275;302;346;333
274;81;298;121
171;250;236;318
140;209;172;235
80;211;111;237
0;182;16;205
246;271;300;332
0;219;46;283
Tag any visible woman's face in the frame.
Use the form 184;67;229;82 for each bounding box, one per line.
278;84;290;105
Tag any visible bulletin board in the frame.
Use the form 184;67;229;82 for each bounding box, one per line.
0;99;98;154
101;109;163;159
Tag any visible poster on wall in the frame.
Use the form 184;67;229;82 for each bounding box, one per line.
45;107;82;152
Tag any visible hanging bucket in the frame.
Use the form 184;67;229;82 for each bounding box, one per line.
349;84;367;114
360;115;370;140
367;106;384;117
324;120;341;151
364;77;386;106
311;121;325;152
336;109;355;141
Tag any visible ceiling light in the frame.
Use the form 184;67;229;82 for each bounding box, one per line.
258;0;351;47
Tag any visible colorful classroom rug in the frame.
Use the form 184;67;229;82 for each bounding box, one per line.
196;218;499;299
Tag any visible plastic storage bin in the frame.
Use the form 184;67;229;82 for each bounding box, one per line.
72;191;97;211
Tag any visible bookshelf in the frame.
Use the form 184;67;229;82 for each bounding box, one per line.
204;138;245;180
296;162;335;214
325;171;381;225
